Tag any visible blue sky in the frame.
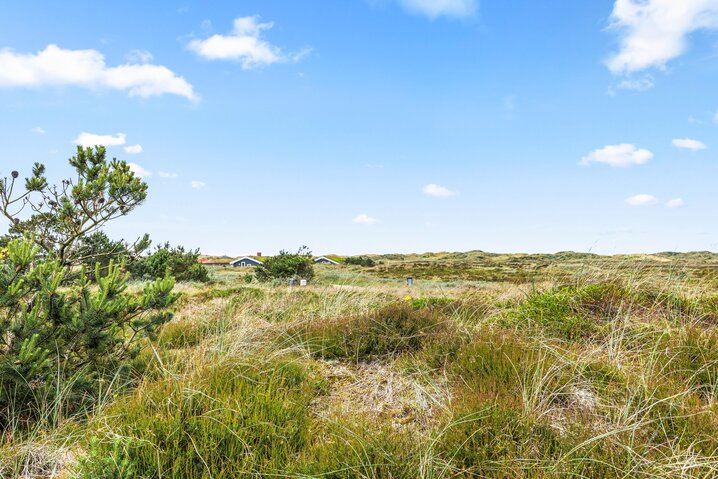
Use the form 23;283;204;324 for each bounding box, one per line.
1;0;717;255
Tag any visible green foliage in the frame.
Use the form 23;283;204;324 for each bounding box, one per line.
255;246;314;282
130;243;209;282
500;283;634;341
0;238;178;426
79;358;318;478
343;256;376;267
292;426;420;478
0;146;147;266
441;406;567;477
297;302;451;361
76;231;150;280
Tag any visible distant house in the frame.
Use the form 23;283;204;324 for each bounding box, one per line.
230;256;264;267
314;256;339;265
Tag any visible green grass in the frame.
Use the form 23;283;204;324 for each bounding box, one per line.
289;302;454;361
8;252;718;478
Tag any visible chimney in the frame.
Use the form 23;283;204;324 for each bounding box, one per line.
256;252;262;257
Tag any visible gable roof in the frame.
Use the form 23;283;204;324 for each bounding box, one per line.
229;256;264;266
314;256;339;264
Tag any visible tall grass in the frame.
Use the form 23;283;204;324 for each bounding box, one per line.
7;262;718;478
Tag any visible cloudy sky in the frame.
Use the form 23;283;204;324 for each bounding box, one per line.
1;0;717;255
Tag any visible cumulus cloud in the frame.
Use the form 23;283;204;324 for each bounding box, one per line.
31;126;45;134
0;44;196;100
187;16;310;69
580;143;654;167
667;197;686;208
124;144;143;154
714;111;718;123
73;132;126;147
159;171;178;179
353;213;378;225
398;0;477;18
190;180;206;189
625;194;659;206
422;183;457;197
128;162;151;178
606;0;718;74
672;138;707;151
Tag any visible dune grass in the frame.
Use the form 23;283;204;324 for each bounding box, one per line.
4;255;718;478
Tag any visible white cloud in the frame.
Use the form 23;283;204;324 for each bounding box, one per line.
667;197;686;208
398;0;477;18
607;0;718;74
187;16;310;69
353;213;378;225
580;143;654;167
125;49;153;64
124;144;143;154
0;44;196;100
422;183;457;197
714;111;718;123
128;162;152;178
159;171;178;179
608;75;655;95
672;138;707;150
625;194;659;206
190;180;206;189
31;126;45;134
73;132;126;147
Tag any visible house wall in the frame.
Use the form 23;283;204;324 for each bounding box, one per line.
232;259;261;267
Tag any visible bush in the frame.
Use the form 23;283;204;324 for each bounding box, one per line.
297;302;450;361
130;243;210;282
500;283;634;341
76;231;150;280
343;256;375;267
79;358;318;478
256;246;314;282
0;239;178;427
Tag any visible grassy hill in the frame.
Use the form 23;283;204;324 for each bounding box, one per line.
5;251;718;477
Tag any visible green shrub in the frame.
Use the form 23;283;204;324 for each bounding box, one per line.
297;303;450;361
0;239;178;427
76;231;151;281
343;256;375;267
441;406;565;477
255;246;314;282
292;425;421;478
500;283;635;341
130;243;209;282
79;358;319;478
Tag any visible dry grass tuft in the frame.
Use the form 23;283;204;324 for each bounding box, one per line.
312;360;451;431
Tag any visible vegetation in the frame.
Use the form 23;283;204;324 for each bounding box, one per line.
0;146;147;266
0;149;180;472
129;242;210;282
76;231;150;280
255;245;314;282
4;193;718;476
343;255;376;267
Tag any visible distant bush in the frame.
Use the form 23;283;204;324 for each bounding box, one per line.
255;246;314;282
130;243;210;282
343;256;375;267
